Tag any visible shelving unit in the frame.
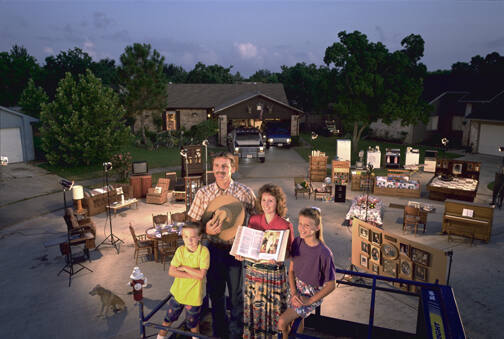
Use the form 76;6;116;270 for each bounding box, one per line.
309;155;328;182
181;145;204;178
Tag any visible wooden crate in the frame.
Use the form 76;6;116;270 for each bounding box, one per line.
309;156;328;182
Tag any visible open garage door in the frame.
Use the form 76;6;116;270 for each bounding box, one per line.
478;123;504;156
0;128;23;163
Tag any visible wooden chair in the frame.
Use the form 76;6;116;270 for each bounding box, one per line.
294;177;311;199
152;213;170;227
403;206;424;235
129;224;155;264
146;178;170;204
158;233;179;270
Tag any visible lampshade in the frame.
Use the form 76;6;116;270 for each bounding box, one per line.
72;185;84;200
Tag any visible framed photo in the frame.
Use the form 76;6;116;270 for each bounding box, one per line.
381;243;398;260
359;226;370;240
382;259;397;277
414;264;428;282
399;243;410;257
411;248;430;266
360;254;369;269
370;245;380;264
371;263;379;274
452;163;462;175
361;241;370;255
400;258;413;279
371;231;382;245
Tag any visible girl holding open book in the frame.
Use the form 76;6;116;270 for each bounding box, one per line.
237;183;294;339
278;207;336;339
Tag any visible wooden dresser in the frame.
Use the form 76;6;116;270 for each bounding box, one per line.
442;199;494;243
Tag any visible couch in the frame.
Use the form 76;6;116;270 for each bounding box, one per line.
80;184;133;216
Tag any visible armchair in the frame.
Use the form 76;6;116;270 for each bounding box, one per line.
294;177;312;199
146;178;170;204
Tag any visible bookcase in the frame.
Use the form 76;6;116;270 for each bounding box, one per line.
331;160;350;185
309;155;328;182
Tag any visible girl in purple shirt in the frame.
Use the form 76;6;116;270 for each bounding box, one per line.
278;207;336;339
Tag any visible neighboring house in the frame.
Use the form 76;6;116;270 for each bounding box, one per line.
463;90;504;156
0;106;38;163
155;83;303;146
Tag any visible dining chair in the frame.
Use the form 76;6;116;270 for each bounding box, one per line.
129;224;155;264
403;206;422;235
152;213;170;227
158;233;179;271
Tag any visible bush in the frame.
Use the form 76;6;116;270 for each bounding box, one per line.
110;151;132;182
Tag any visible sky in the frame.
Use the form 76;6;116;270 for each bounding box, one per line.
1;0;504;77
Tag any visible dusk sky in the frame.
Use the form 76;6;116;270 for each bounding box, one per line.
1;0;503;77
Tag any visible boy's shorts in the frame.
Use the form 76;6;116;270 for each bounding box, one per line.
164;297;201;329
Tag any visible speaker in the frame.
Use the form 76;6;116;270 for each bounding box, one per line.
334;185;346;202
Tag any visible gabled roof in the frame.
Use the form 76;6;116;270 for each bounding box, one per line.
0;106;39;122
465;92;504;122
165;83;288;109
459;89;504;103
214;92;303;114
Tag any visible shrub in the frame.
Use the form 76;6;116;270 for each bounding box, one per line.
110;151;132;182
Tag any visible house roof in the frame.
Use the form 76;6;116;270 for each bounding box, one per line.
459;89;504;103
214;92;303;114
165;83;289;109
465;91;504;122
0;106;39;122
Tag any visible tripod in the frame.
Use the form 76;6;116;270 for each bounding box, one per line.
57;182;92;287
96;164;123;254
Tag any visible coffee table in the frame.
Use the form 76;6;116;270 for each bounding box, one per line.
107;198;138;216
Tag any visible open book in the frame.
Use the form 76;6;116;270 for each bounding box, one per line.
230;226;289;262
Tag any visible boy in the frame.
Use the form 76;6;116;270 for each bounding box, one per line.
157;222;210;339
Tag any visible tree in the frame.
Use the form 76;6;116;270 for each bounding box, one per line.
323;31;429;150
40;70;130;166
248;69;279;83
118;43;167;145
163;63;188;83
42;47;94;98
186;62;235;83
18;78;48;118
0;45;41;106
90;58;119;89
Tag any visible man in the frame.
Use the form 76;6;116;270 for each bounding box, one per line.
187;151;256;339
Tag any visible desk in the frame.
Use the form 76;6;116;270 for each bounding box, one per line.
107;198;138;216
145;224;182;261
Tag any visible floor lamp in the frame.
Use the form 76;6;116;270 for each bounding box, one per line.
57;179;92;286
202;139;208;185
96;162;123;254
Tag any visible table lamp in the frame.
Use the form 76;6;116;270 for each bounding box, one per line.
72;185;84;213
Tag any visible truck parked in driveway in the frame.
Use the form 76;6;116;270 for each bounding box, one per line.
228;127;266;163
264;122;291;148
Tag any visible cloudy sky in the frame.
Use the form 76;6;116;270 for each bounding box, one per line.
1;0;503;77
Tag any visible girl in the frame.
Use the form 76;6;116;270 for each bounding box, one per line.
278;207;336;339
238;184;295;339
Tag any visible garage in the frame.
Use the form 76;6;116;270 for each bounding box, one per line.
478;123;504;156
0;106;39;163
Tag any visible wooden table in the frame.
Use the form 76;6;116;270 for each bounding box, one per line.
145;225;182;261
106;198;138;216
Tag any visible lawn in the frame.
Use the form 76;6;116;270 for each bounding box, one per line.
38;144;225;181
294;133;462;168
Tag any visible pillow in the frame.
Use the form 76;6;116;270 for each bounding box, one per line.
154;186;162;194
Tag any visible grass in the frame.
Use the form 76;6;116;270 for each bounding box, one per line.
488;182;494;191
38;144;225;181
294;133;462;166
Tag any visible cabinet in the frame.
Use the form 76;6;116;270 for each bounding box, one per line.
385;148;401;168
366;150;381;169
331;160;350;185
309;155;328;182
427;159;480;202
181;145;204;177
185;176;203;211
351;170;375;192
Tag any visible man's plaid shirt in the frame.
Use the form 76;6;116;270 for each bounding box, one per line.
187;180;256;245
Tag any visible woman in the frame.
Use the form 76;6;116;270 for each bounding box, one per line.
238;183;294;338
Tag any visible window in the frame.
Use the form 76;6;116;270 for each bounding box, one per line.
166;112;177;131
426;116;438;131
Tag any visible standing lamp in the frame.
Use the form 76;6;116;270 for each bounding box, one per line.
72;185;84;213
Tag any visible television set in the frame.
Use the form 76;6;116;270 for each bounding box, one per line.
132;161;148;175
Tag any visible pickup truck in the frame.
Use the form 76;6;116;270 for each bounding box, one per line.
228;127;266;163
264;122;292;148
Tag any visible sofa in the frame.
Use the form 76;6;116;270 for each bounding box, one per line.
79;184;133;216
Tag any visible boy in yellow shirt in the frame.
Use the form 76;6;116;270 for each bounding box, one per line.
157;222;210;339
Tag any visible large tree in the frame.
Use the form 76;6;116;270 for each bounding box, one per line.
40;70;130;166
186;62;235;83
0;45;40;106
324;31;429;150
18;78;48;118
118;43;167;145
163;63;188;83
248;69;279;83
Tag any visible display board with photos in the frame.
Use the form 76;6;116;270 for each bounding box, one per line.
352;219;447;292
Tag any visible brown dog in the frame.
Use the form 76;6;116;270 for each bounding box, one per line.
89;284;126;318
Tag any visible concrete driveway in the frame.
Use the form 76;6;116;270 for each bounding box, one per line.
0;148;503;338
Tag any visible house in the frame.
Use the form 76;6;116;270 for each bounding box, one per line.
463;90;504;156
159;83;303;145
0;106;38;163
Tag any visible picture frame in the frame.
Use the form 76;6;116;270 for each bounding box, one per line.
370;245;380;264
371;231;382;245
372;263;379;274
400;258;413;279
414;264;428;282
399;243;410;257
467;162;474;171
361;241;370;255
381;243;398;260
411;247;430;266
382;259;397;277
452;163;463;175
359;226;370;241
360;254;369;269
